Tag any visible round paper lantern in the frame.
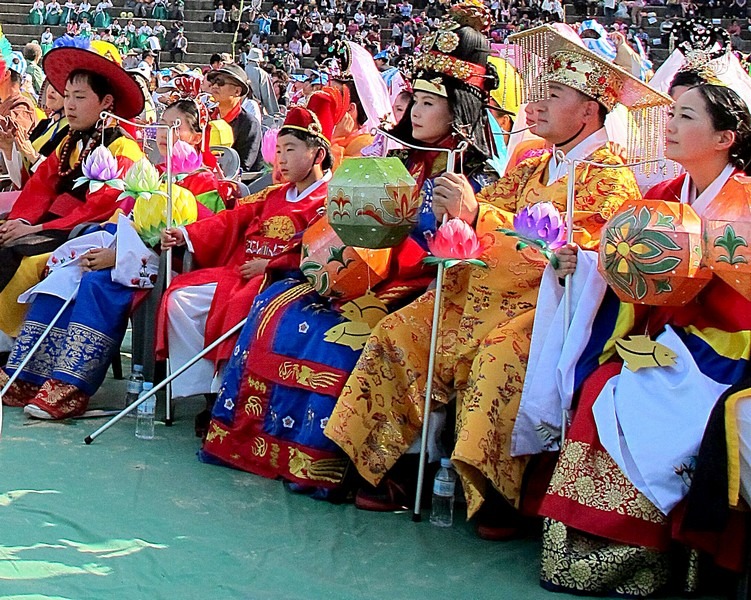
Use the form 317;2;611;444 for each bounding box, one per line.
132;182;198;247
598;199;710;306
702;175;751;300
327;157;419;249
300;216;391;301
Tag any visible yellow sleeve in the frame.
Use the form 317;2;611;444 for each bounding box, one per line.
474;160;537;235
107;136;145;162
573;153;642;249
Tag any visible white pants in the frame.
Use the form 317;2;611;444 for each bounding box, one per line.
166;283;220;398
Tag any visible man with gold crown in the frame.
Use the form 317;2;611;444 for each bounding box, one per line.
525;18;751;598
324;23;671;537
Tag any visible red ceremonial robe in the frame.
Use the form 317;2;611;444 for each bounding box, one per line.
156;180;328;362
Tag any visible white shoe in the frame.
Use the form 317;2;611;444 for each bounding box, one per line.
24;405;53;420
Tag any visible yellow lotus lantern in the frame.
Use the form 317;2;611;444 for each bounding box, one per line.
327;157;419;249
122;159;198;246
702;175;751;300
599;198;710;306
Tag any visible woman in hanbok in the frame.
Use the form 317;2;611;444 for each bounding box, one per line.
199;18;497;498
155;89;341;412
114;33;129;57
78;17;92;39
60;0;77;23
76;0;91;23
45;1;63;25
125;20;137;49
537;77;751;596
28;1;46;25
0;99;226;420
151;0;168;20
40;28;54;54
136;21;151;50
93;0;113;28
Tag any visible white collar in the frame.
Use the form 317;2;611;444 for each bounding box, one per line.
680;163;736;216
286;169;332;203
547;127;609;186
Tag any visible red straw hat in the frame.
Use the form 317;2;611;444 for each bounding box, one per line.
43;47;145;119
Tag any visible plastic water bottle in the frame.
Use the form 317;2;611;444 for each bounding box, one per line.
135;382;155;440
430;458;457;527
124;364;145;415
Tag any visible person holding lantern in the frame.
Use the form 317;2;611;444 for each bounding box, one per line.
156;89;341;408
197;4;496;493
0;44;143;316
0;97;226;420
324;23;670;535
528;72;751;595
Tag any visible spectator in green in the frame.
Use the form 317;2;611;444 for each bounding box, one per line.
23;43;44;96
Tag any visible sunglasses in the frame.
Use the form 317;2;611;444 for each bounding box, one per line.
209;78;232;87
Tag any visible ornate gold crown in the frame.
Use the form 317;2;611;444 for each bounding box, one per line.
448;0;492;33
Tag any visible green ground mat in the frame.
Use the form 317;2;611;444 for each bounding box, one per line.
0;378;727;600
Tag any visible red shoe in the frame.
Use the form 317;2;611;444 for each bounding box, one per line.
355;478;411;512
0;370;40;407
24;379;88;420
474;491;525;541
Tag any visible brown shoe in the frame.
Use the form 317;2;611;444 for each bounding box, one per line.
0;370;41;407
474;490;524;541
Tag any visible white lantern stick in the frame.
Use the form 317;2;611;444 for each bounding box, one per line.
100;111;181;425
557;153;665;443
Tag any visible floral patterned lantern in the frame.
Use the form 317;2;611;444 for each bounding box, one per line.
598;199;710;306
327;157;419;249
702;175;751;300
300;216;391;301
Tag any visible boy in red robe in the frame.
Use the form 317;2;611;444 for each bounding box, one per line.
158;89;342;399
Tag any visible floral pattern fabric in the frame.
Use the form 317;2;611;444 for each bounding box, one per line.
325;146;642;517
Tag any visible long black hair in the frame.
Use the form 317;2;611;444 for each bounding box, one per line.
389;25;493;168
691;83;751;174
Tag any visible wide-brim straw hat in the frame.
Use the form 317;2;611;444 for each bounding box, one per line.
43;46;145;119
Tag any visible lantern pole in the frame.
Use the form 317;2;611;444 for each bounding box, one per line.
84;318;248;444
0;294;75;437
557;153;665;444
101;111;181;425
368;128;472;520
164;124;175;425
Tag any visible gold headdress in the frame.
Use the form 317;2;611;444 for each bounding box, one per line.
508;25;671;168
413;0;495;99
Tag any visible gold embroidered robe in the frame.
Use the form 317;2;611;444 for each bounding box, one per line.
325;145;641;517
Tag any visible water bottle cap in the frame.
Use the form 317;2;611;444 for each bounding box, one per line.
440;458;452;468
142;382;154;391
133;364;144;373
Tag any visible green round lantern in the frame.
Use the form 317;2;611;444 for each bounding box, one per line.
327;157;419;249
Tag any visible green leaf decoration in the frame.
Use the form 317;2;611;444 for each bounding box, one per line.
641;229;681;251
634;271;648;300
655;278;673;294
714;224;748;265
654;212;676;230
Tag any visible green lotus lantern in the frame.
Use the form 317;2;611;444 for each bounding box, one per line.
327;157;419;249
